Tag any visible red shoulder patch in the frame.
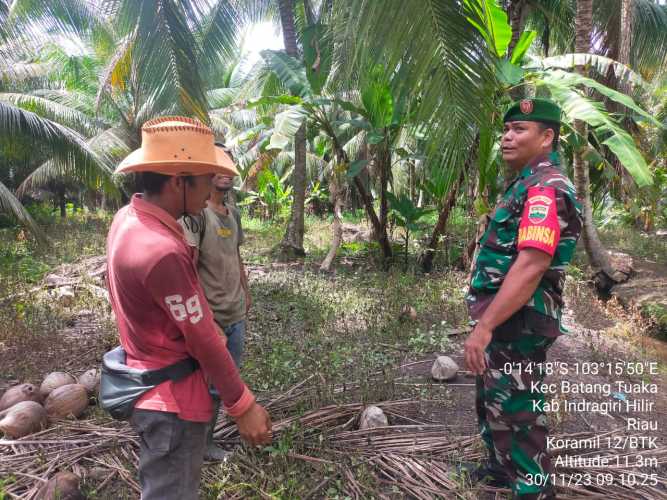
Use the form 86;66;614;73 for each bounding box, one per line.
518;186;560;256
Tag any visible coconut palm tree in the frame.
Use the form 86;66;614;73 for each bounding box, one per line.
277;0;307;259
0;0;114;240
573;0;618;287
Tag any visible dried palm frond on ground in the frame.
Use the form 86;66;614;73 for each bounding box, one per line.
2;379;666;499
0;419;138;499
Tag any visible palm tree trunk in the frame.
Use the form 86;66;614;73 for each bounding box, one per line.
619;0;633;72
419;167;466;273
352;176;392;258
507;0;527;57
617;0;636;205
278;0;307;259
377;142;391;263
574;0;617;290
59;197;66;218
320;174;343;272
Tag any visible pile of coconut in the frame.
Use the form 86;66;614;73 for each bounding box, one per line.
0;369;100;439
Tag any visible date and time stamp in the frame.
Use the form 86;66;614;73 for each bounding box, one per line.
502;361;663;488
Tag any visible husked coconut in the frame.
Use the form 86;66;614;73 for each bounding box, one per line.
0;401;47;438
359;405;388;430
36;471;84;500
55;286;76;307
77;369;100;394
399;305;417;322
40;372;76;399
0;383;42;412
44;384;88;419
431;356;459;381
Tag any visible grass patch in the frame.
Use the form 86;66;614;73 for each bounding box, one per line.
3;208;665;498
0;211;111;288
599;224;667;262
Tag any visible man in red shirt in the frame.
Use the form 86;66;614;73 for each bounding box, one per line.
107;116;272;499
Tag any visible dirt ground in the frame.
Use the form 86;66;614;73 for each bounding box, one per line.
2;257;667;498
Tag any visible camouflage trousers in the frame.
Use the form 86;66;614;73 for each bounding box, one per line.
475;328;557;499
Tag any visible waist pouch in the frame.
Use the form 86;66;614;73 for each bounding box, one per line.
100;346;199;420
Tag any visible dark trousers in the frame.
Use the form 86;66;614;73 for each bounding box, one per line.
475;311;558;499
130;409;207;500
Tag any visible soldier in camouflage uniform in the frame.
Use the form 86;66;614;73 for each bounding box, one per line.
463;99;582;499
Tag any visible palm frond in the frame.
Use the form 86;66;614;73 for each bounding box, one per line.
116;0;209;123
273;150;327;181
31;89;99;117
0;101;113;192
198;0;240;72
529;53;651;92
95;33;134;113
538;76;653;187
0;61;53;83
330;0;496;191
261;49;312;97
0;180;46;243
211;107;259;133
0;92;101;134
7;0;112;49
208;87;242;109
231;0;277;26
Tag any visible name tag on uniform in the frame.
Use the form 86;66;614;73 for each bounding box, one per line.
217;227;232;238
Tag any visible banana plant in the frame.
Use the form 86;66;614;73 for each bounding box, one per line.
238;167;293;220
254;45;426;267
387;191;434;268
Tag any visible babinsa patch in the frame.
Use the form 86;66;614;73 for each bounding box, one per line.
528;204;549;223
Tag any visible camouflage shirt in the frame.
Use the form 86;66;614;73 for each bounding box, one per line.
466;152;582;333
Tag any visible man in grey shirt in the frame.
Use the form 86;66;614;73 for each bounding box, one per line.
180;172;251;460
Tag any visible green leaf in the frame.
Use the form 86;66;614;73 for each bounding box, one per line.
249;95;304;108
332;98;367;118
302;23;332;95
367;131;385;144
346;159;369;178
542;83;653;187
261;50;312;98
361;65;394;128
510;30;536;64
464;0;511;57
267;107;308;151
496;59;524;86
599;128;652;187
540;69;662;128
332;118;371;131
531;54;649;92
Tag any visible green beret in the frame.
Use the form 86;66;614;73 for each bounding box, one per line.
503;98;561;125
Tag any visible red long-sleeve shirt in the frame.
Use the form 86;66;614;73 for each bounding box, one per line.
106;194;254;422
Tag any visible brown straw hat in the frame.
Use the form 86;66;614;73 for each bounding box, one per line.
115;116;239;177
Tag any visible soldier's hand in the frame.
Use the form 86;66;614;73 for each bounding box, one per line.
233;402;272;446
464;322;492;375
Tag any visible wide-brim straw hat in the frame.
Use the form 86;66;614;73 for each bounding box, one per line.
115;116;239;177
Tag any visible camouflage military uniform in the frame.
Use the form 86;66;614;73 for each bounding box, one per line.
466;151;582;499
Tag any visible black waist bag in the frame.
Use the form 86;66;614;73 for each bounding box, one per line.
100;346;199;420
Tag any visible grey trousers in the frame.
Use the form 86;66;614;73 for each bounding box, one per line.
130;409;207;500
